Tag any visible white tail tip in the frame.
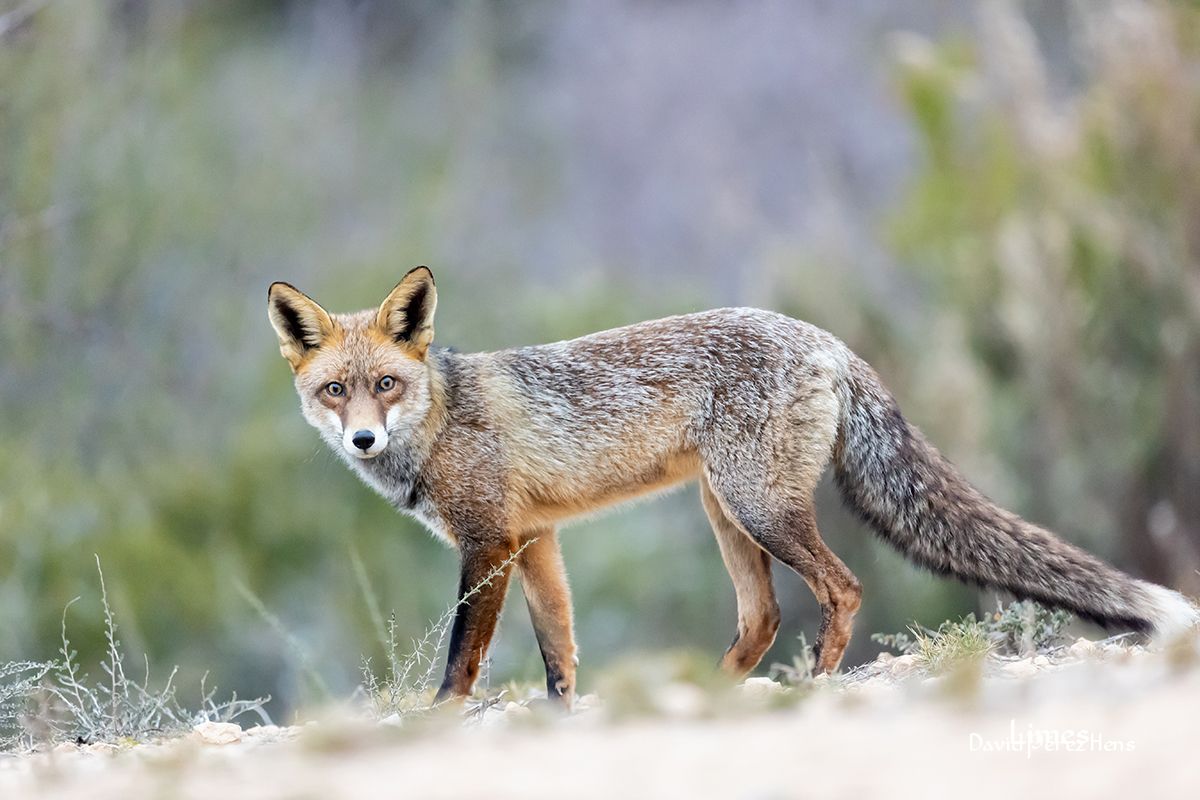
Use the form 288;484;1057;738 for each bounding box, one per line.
1138;581;1200;641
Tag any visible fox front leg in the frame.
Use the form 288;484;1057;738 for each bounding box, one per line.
434;541;516;703
516;528;578;708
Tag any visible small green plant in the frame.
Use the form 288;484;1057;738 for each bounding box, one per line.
0;557;268;752
987;600;1072;656
870;600;1076;676
0;661;54;750
769;633;817;687
870;629;917;655
909;616;992;674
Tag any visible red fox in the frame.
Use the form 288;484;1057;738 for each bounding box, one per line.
268;267;1198;706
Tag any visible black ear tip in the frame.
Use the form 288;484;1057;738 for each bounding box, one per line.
404;265;435;285
268;281;300;301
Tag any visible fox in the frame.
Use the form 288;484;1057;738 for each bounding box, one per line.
268;266;1198;707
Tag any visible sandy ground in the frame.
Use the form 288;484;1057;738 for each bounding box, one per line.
2;640;1197;800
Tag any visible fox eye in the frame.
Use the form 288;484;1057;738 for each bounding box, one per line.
376;375;396;392
325;382;345;397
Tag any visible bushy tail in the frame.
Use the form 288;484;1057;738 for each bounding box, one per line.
833;356;1198;639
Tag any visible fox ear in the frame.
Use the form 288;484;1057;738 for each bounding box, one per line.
376;266;437;358
267;282;335;371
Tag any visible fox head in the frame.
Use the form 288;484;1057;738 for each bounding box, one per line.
267;267;438;461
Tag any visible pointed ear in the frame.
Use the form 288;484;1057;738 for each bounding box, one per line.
376;266;437;358
267;282;335;371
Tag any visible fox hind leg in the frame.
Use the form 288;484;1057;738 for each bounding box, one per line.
701;477;781;676
702;385;863;674
708;479;863;674
776;504;863;674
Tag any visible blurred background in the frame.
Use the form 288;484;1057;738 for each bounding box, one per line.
2;0;1199;720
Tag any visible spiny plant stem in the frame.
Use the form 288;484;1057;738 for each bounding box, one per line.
95;554;127;738
364;538;535;719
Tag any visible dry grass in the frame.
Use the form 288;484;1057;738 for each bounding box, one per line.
0;557;268;752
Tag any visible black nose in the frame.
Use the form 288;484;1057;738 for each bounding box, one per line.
351;430;376;451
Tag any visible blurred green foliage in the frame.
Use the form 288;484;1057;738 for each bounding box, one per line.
889;1;1200;587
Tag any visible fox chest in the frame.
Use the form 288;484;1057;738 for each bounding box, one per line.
349;449;455;546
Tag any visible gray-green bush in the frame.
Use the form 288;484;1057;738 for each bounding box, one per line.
0;558;267;752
